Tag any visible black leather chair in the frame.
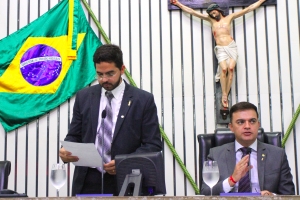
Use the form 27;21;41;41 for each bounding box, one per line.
197;128;282;189
0;161;11;191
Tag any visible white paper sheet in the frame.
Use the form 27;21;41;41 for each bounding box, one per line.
61;141;102;167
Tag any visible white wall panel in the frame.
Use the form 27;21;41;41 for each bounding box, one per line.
88;1;100;36
110;0;120;45
119;0;130;70
0;0;8;38
99;0;109;40
140;0;151;92
8;0;18;35
234;7;247;102
16;126;26;194
29;0;39;23
265;6;281;132
0;0;299;197
149;0;162;119
26;123;38;197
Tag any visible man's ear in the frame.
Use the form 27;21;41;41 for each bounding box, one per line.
228;123;233;132
120;65;126;75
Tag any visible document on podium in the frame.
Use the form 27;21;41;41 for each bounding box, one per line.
61;141;102;167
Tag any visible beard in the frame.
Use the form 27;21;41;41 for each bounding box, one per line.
101;76;122;91
210;13;221;21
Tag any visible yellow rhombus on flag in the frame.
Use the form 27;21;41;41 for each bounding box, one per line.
0;0;102;132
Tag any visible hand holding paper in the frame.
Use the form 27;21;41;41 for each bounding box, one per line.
59;147;79;162
60;141;102;167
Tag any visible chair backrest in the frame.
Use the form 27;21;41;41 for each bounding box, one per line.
197;128;281;189
0;161;11;191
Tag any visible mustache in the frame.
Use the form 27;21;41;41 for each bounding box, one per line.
102;81;112;85
209;14;220;21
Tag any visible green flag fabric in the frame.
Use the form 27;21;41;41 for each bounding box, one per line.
0;0;101;132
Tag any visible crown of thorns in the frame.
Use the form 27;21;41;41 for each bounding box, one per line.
206;3;225;16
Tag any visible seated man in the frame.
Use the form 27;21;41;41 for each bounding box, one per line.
201;102;295;195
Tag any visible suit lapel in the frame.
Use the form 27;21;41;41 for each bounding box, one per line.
227;143;236;175
91;85;102;142
112;82;133;141
257;141;266;190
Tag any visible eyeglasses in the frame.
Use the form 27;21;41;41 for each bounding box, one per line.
96;71;117;80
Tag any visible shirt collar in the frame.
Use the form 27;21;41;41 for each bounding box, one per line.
101;79;125;100
235;139;258;152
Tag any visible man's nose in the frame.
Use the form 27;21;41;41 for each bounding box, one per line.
244;121;250;128
101;76;109;81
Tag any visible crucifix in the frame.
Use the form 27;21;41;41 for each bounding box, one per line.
170;0;275;122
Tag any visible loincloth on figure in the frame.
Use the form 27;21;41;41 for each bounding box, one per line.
214;40;238;82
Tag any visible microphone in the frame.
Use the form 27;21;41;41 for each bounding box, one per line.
246;147;252;155
102;110;107;119
101;109;106;194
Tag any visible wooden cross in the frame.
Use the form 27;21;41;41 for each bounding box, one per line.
169;0;277;15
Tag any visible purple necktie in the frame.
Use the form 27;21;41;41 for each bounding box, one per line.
97;91;114;172
238;147;251;192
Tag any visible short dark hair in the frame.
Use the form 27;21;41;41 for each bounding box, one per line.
93;44;123;70
206;3;225;17
229;102;259;122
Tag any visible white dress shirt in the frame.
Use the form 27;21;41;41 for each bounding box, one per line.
95;80;125;150
222;139;260;193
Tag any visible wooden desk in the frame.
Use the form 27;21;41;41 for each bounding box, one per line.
1;196;298;200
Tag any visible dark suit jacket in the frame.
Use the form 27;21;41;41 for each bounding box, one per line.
64;81;162;195
201;141;295;195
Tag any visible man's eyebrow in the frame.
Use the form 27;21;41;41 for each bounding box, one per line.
97;70;115;74
235;118;257;121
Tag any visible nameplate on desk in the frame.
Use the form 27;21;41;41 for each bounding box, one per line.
220;192;260;196
76;194;113;197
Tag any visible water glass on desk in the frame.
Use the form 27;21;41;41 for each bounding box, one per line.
50;163;66;197
202;161;219;196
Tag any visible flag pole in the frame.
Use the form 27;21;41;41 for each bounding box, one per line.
67;0;77;59
282;104;300;147
80;0;200;194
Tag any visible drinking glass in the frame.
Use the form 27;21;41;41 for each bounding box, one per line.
202;161;219;196
50;163;66;197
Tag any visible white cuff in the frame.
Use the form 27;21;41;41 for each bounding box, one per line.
222;177;234;193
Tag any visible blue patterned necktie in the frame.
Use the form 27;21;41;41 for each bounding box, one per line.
97;91;114;172
238;147;251;192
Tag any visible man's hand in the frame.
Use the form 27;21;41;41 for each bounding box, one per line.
230;155;252;186
170;0;178;5
59;147;79;163
261;190;274;196
104;160;116;175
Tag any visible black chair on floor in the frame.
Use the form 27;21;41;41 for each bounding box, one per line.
0;161;27;197
197;128;282;189
0;161;11;191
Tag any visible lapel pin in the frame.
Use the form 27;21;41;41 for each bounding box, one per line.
128;100;131;106
121;115;124;118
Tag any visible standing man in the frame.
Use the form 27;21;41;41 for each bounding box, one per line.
201;102;295;195
59;44;162;196
171;0;266;108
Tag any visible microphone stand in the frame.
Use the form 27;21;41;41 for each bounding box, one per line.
101;110;106;194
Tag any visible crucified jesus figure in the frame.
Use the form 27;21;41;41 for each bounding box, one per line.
171;0;266;108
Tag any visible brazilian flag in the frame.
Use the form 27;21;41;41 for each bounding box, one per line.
0;0;101;132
